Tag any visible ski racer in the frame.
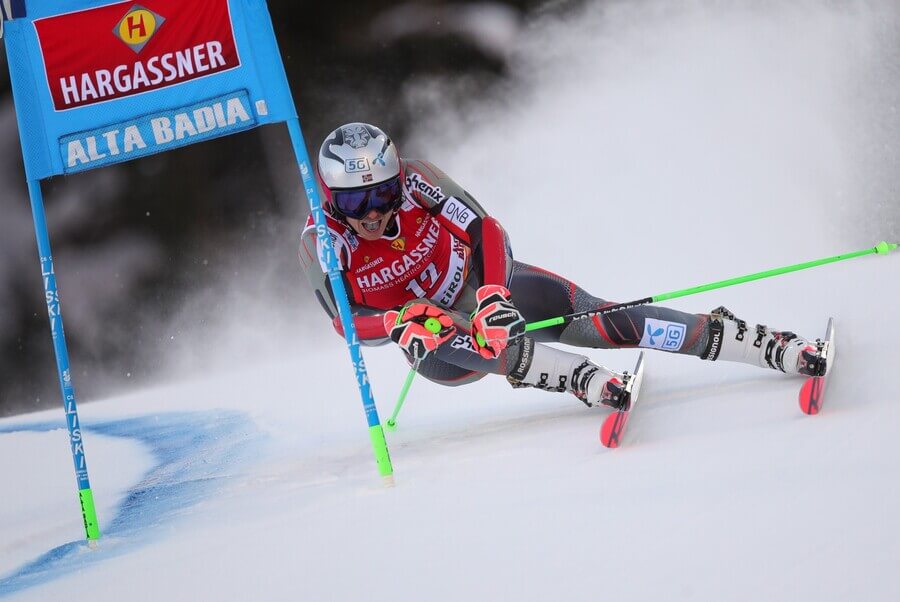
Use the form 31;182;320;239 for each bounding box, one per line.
299;123;827;409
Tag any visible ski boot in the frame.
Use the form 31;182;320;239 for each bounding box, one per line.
798;338;828;377
506;337;628;409
704;306;827;377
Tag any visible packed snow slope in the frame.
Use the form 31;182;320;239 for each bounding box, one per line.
2;2;899;600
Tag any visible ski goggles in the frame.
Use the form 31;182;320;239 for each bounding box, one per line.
332;176;403;220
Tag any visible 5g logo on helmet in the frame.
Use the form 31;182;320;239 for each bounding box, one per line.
345;158;370;174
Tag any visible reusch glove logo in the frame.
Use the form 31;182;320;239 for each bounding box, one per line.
487;311;520;326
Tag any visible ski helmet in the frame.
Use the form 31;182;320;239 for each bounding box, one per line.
317;123;403;220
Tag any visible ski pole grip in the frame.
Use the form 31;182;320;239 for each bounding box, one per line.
424;317;442;333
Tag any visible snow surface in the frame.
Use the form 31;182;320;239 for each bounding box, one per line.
3;1;900;600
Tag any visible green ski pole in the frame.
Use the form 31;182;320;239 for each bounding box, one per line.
386;367;417;431
524;241;898;334
384;317;444;430
421;241;896;420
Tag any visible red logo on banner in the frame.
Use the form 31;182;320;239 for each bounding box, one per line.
114;6;165;53
34;0;241;111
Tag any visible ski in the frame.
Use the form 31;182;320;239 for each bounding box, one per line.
599;352;646;448
799;318;835;415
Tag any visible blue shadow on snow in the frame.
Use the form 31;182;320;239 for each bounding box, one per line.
0;410;266;597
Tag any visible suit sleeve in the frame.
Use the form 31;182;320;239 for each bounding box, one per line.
298;222;390;346
404;159;513;288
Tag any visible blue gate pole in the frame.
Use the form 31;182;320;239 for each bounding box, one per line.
26;178;101;540
284;118;394;484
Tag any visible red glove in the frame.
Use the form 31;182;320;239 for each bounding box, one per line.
383;303;456;361
470;285;526;359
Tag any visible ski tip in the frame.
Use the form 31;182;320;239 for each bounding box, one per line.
600;436;620;449
599;410;629;448
799;376;823;415
799;402;820;415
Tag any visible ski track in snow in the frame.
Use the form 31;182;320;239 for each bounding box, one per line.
0;412;266;597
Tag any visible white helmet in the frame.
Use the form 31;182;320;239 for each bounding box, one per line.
317;123;403;220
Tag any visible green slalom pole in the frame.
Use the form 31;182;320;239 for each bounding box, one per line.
80;488;101;542
526;241;898;333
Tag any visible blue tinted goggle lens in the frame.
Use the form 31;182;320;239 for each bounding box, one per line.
333;177;402;220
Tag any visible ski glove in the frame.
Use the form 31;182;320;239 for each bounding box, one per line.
383;302;456;361
470;285;526;359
